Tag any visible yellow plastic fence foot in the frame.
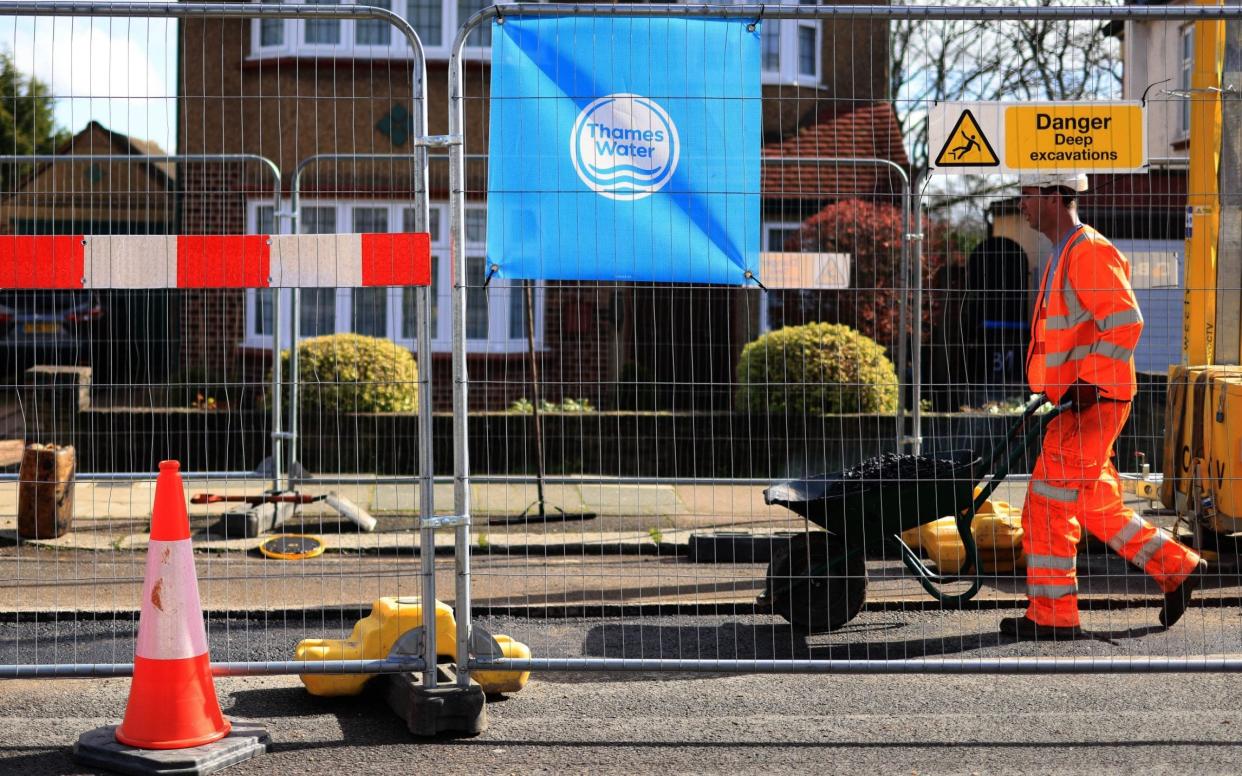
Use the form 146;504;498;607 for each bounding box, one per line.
295;597;459;697
473;633;532;695
294;596;532;697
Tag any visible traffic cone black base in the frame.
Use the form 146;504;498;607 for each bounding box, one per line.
73;718;270;776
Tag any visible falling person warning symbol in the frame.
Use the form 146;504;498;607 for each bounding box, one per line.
935;109;999;167
950;133;980;160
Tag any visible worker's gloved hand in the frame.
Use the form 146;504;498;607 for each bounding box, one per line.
1065;380;1101;410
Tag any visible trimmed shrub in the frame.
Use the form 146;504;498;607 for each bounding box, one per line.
735;323;898;414
278;334;417;413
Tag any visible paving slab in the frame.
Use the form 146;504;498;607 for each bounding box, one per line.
578;483;683;516
477;483;590;516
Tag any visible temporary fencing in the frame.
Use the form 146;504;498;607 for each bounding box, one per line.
448;2;1242;677
1;1;1242;689
0;1;439;681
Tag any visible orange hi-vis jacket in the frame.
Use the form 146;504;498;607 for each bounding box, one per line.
1026;224;1143;403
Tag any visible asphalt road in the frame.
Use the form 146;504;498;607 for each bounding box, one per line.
2;609;1242;774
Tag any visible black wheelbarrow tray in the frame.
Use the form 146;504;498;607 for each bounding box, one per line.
762;395;1069;633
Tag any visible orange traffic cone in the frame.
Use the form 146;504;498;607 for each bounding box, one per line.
116;460;231;750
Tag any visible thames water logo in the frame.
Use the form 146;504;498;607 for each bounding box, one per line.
570;93;679;201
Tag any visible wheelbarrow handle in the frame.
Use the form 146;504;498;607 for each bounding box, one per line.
977;394;1053;478
971;397;1072;516
893;397;1073;606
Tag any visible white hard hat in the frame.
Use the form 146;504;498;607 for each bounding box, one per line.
1017;172;1089;193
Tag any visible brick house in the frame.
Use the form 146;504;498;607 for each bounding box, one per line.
176;0;904;410
0;121;181;384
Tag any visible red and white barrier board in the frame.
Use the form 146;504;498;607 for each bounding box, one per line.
0;233;431;289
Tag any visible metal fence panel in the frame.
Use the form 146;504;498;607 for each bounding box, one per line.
0;2;436;680
449;3;1242;675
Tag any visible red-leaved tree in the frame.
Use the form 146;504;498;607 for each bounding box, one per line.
782;198;954;357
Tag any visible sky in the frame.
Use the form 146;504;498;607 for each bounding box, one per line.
0;13;178;152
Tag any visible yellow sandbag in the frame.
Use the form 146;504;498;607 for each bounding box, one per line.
900;500;1025;574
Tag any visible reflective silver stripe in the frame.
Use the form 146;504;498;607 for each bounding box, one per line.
1033;480;1079;503
1045;340;1135;367
1066;232;1091;255
1097;308;1143;331
1132;530;1170;568
1026;553;1078;571
1045;309;1093;331
1028;582;1078;599
1059;233;1092;316
1048;307;1144;332
1107;514;1146;553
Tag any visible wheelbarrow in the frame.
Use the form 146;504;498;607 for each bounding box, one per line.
762;394;1070;633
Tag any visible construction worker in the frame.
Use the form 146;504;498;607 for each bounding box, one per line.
1005;172;1207;640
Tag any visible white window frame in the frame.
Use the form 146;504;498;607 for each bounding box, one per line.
243;199;540;354
251;0;817;80
758;3;821;88
249;0;492;62
758;220;806;333
1179;24;1194;139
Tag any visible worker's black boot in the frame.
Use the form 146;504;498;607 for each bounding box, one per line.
1160;558;1208;628
999;616;1084;641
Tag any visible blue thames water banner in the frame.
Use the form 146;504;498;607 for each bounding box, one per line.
487;16;761;285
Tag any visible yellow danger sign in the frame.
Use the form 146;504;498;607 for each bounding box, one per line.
929;101;1146;175
934;109;999;168
1005;104;1145;170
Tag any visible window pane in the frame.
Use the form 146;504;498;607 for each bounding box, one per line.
305;0;341;45
402;287;418;340
458;0;492;46
406;0;442;47
255;205;276;235
766;227;801;251
260;19;284;47
401;272;439;340
431;255;441;338
299;288;336;337
509;282;528;340
798;26;816;76
301;206;337;234
255;289;274;336
351;288;388;337
466;257;489;339
352;207;389;233
761;25;779;71
465;209;486;243
403;206;440;242
357;0;392;45
1181;29;1194;132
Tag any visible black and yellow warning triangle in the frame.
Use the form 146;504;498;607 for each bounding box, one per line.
935;109;999;167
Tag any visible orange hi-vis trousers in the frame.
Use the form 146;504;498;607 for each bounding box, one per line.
1022;400;1202;627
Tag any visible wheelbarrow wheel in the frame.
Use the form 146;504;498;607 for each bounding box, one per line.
767;532;867;634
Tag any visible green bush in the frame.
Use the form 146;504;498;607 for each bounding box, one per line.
278;334;417;413
735;323;898;414
508;397;596;414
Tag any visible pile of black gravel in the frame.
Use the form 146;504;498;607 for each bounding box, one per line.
839;453;964;483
